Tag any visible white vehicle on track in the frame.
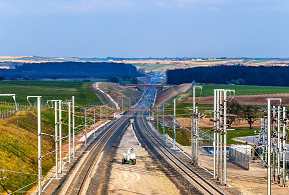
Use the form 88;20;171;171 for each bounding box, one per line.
122;147;136;165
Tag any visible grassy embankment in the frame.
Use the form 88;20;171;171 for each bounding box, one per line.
0;108;55;193
193;84;289;96
0;81;102;105
0;81;103;193
155;84;289;146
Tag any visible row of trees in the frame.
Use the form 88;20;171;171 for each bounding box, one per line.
167;66;289;86
0;62;143;80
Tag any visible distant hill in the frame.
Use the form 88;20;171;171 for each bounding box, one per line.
166;66;289;87
0;62;142;80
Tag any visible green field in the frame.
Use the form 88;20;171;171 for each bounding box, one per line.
133;63;176;72
155;122;191;146
248;60;270;64
162;103;214;118
202;128;257;145
155;122;257;146
190;59;240;63
0;81;102;106
193;84;289;97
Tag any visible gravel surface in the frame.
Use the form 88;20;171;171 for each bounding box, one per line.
107;124;182;195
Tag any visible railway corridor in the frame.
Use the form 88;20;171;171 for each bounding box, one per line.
46;76;225;195
108;124;181;195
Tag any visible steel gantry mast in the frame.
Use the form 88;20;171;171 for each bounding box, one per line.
267;99;281;194
27;96;42;194
213;89;234;185
190;84;202;165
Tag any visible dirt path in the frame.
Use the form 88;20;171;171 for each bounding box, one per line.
107;125;181;195
177;117;260;129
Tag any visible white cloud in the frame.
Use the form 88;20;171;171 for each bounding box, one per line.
207;6;221;11
156;2;171;9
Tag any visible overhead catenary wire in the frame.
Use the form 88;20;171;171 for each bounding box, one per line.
0;97;89;194
1;93;129;194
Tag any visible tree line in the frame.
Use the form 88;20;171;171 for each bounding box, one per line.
0;62;142;80
167;66;289;86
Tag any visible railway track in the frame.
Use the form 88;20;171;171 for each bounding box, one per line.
52;74;225;195
56;112;134;195
134;110;226;195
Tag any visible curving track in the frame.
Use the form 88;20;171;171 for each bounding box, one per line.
134;109;226;195
51;74;226;195
52;111;134;195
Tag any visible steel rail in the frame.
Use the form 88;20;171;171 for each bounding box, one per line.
64;113;132;195
135;111;225;195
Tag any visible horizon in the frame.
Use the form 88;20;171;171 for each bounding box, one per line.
0;1;288;58
0;55;289;60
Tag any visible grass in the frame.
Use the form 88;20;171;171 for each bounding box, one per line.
190;59;241;63
155;122;191;146
90;79;108;82
202;128;258;145
155;120;259;146
159;102;214;118
0;108;55;193
0;105;100;193
0;81;102;106
192;84;289;97
248;60;270;64
133;63;176;72
0;80;111;193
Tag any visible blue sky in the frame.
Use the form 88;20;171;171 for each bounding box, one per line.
0;0;288;58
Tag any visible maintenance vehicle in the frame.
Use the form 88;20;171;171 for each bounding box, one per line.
122;147;136;165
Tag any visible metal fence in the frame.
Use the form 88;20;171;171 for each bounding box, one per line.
0;101;48;119
229;148;250;170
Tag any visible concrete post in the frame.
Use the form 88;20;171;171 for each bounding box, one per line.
195;106;199;165
72;96;75;158
220;90;223;185
94;108;96;138
163;104;165;139
224;91;227;185
157;106;159;132
85;108;87;147
68;102;71;163
173;98;176;149
213;89;217;179
59;101;62;174
267;99;271;195
100;105;102;133
54;101;58;179
216;90;220;180
28;96;42;194
277;106;281;176
282;107;286;187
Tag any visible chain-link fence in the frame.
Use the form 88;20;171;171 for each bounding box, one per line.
229;147;251;170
